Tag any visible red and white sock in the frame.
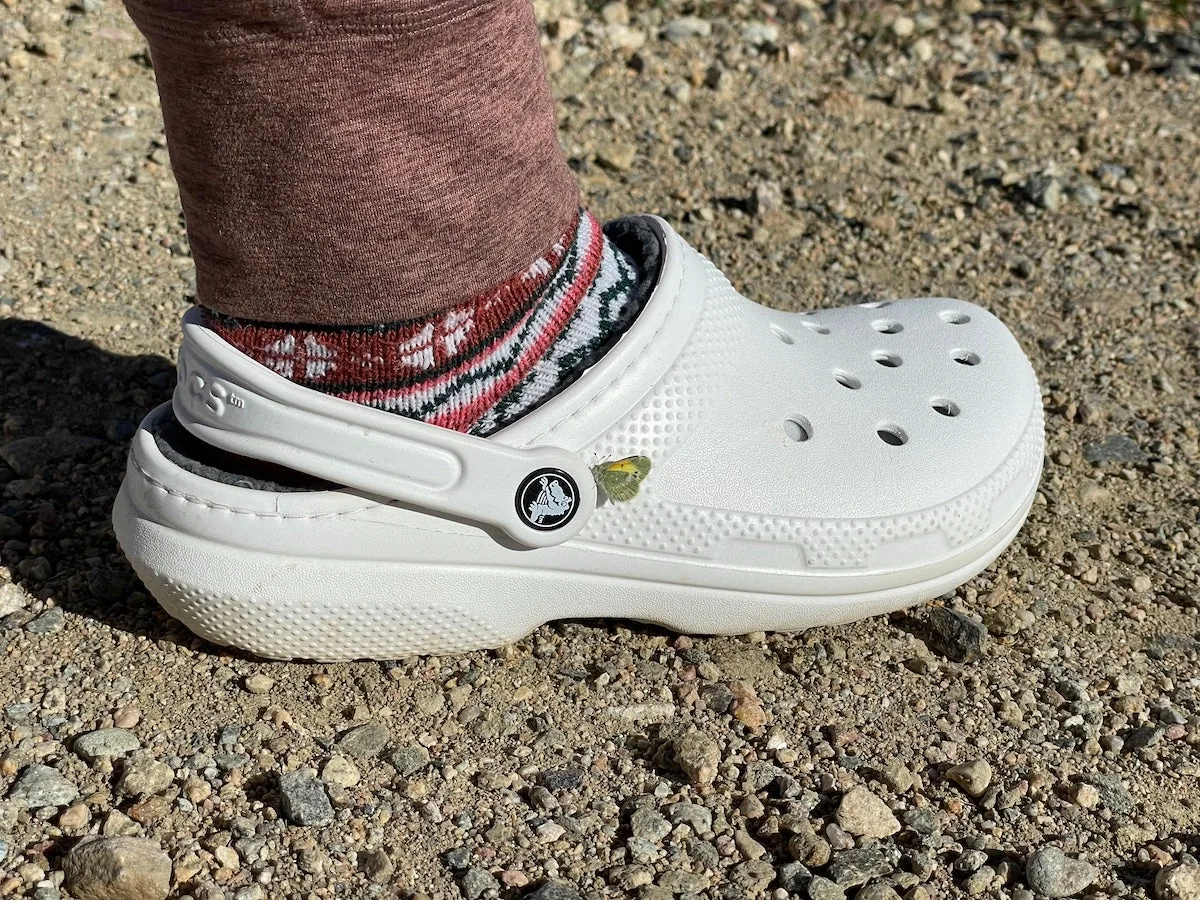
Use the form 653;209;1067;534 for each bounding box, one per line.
202;210;639;435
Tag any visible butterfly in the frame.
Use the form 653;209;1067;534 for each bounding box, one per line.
591;455;652;503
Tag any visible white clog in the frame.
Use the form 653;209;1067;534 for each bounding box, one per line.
113;217;1043;660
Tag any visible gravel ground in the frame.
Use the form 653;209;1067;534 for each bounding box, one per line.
2;0;1199;898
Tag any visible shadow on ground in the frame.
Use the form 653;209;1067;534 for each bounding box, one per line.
0;318;184;644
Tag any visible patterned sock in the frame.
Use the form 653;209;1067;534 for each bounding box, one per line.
201;210;640;436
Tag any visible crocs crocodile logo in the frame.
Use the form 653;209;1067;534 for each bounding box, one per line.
516;469;579;531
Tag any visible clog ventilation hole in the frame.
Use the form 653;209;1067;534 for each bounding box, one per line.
775;306;980;445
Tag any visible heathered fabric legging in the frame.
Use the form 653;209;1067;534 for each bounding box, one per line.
122;0;580;326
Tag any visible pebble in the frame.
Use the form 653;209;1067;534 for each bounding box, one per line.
741;22;779;47
750;181;785;217
879;760;914;794
836;786;900;838
658;870;707;893
58;803;90;830
278;770;334;826
1155;862;1200;900
24;607;65;635
358;848;394;884
242;674;274;694
461;867;500;899
320;754;360;788
536;769;584;792
62;836;171;900
74;728;141;761
337;721;389;758
389;744;431;777
808;875;847;900
1025;847;1098;898
7;765;79;809
596;143;637;172
1083;435;1146;465
924;608;988;662
777;861;812;893
662;16;711;42
117;755;174;798
945;759;992;797
629;807;671;842
0;583;30;617
525;883;582;900
673;732;720;785
1025;175;1064;211
828;848;893;887
666;802;711;833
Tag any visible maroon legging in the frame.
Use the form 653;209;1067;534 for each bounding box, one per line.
123;0;579;326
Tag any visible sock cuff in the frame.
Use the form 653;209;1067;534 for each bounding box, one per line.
201;209;593;389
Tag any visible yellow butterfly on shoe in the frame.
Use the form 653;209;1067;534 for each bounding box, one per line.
591;455;652;503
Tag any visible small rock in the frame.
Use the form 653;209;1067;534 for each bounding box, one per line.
608;864;653;890
630;807;671;842
63;836;171;900
777;861;812;893
734;829;767;860
891;84;925;109
674;732;720;786
242;674;274;694
389;744;431;777
891;16;915;38
945;759;992;797
74;729;141;761
337;721;389;758
828;848;893;887
879;760;914;794
0;583;30;617
1036;38;1066;65
58;804;90;830
358;848;393;884
1156;862;1200;900
321;754;360;788
665;802;712;833
933;92;967;116
536;769;584;792
1025;847;1097;898
25;607;65;635
525;883;582;900
117;755;174;798
924;607;988;662
741;22;779;47
461;867;500;899
662;16;711;42
606;25;645;51
597;143;637;172
836;786;900;838
750;181;785;217
527;785;558;811
8;765;79;809
730;860;775;893
1083;435;1146;465
809;875;847;900
1025;175;1064;212
599;1;628;25
278;770;334;826
1070;783;1100;809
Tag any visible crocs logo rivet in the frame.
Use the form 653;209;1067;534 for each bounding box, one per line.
516;469;579;531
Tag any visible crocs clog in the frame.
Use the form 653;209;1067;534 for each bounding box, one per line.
113;216;1044;660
